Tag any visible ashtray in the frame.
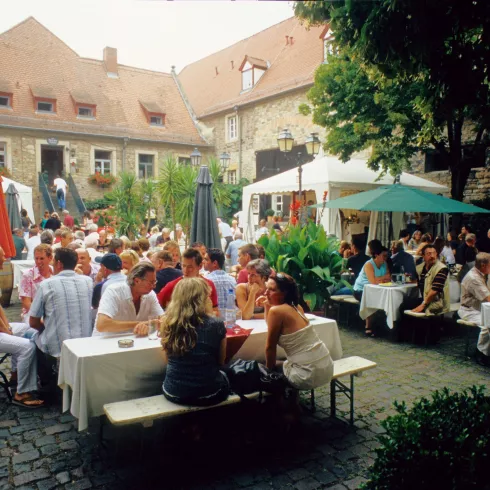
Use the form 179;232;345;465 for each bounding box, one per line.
118;339;134;348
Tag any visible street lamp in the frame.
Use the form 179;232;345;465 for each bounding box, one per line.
305;132;321;157
219;152;231;173
190;147;202;167
277;128;294;152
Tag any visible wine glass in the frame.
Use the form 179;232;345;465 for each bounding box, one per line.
148;315;160;340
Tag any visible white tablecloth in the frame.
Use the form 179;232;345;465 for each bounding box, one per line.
481;303;490;327
58;315;342;431
360;283;420;329
11;260;35;288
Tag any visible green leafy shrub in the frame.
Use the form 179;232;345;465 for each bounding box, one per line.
258;222;347;311
362;386;490;490
264;208;275;217
84;198;112;210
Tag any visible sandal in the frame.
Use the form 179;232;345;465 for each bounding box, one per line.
12;393;45;409
365;329;375;337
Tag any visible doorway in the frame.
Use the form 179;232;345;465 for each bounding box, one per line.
41;146;64;185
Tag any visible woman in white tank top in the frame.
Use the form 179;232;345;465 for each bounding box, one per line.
257;273;333;390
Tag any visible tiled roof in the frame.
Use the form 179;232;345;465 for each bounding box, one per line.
178;17;326;118
0;17;207;146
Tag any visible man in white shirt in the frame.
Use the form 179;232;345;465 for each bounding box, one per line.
25;225;41;260
52;174;68;211
217;218;233;253
94;262;163;337
234;210;245;231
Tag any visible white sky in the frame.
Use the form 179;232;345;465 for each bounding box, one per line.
0;0;295;73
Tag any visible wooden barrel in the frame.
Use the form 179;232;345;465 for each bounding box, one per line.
0;259;13;307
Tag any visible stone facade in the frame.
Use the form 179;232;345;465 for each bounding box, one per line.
198;88;325;182
0;127;208;218
410;152;490;203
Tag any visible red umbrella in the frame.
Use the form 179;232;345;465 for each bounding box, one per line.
0;176;15;258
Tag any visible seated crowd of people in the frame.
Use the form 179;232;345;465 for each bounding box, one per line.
335;225;490;363
1;219;335;409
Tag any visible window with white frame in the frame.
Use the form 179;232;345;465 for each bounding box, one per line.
227;170;237;185
150;115;163;126
37;101;54;113
138;154;154;179
0;95;11;108
0;142;5;168
242;69;253;91
78;106;94;117
94;150;112;175
272;194;283;213
226;115;238;141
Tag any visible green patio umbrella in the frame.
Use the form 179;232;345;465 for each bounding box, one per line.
190;166;221;250
309;184;490;213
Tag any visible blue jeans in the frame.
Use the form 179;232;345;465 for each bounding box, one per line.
56;189;65;210
335;286;353;296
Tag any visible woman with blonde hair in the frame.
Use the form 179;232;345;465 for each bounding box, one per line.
120;249;140;273
160;277;229;406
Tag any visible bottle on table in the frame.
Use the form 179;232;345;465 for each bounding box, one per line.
225;288;236;329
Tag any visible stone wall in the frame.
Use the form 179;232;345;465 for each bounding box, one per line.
199;88;325;182
410;152;490;203
0;127;209;219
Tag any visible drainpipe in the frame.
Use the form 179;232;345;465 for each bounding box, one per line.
234;105;242;179
122;137;129;172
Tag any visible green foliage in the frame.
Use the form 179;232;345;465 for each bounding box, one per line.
84;198;112;210
105;173;144;239
264;208;275;217
222;178;249;223
294;0;490;201
362;386;490;490
258;223;343;311
207;157;232;216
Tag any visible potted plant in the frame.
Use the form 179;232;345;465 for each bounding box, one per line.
258;222;350;312
88;172;116;188
362;386;490;490
265;208;275;222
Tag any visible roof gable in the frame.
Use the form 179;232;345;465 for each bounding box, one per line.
0;17;205;145
178;17;325;118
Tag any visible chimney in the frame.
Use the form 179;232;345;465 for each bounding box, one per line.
285;35;289;45
103;47;118;78
215;66;219;76
289;36;294;45
231;60;234;70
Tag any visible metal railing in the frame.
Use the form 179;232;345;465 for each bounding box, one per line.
38;173;55;214
67;174;87;215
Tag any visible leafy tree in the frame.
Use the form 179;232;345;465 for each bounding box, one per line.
295;0;490;201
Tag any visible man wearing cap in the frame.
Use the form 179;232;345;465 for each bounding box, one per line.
92;253;126;309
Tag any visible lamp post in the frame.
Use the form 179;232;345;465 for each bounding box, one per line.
190;147;202;167
277;129;321;224
219;152;231;181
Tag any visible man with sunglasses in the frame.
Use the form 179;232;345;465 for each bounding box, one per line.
94;262;163;337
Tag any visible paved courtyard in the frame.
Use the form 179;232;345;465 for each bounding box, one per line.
0;298;489;490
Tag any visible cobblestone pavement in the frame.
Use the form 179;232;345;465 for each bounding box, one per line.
1;298;489;490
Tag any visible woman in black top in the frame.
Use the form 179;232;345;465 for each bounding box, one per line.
160;277;229;406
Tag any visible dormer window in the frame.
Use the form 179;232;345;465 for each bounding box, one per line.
320;27;336;63
239;56;268;92
0;94;11;109
140;100;165;127
70;91;97;119
37;101;54;113
150;115;163;126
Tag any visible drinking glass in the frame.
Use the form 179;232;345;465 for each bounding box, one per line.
232;309;242;334
148;315;160;340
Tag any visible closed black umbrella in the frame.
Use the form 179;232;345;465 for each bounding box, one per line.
5;183;22;231
190;166;221;249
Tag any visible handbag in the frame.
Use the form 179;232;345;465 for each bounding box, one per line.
223;359;261;396
258;364;289;395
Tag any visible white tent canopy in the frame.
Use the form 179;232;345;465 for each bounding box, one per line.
242;156;448;241
2;177;35;223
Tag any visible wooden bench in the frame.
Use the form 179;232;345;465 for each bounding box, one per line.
104;356;377;430
329;295;353;325
323;356;376;425
456;318;480;357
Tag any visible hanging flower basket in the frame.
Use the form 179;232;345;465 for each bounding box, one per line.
0;167;11;178
88;172;116;187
